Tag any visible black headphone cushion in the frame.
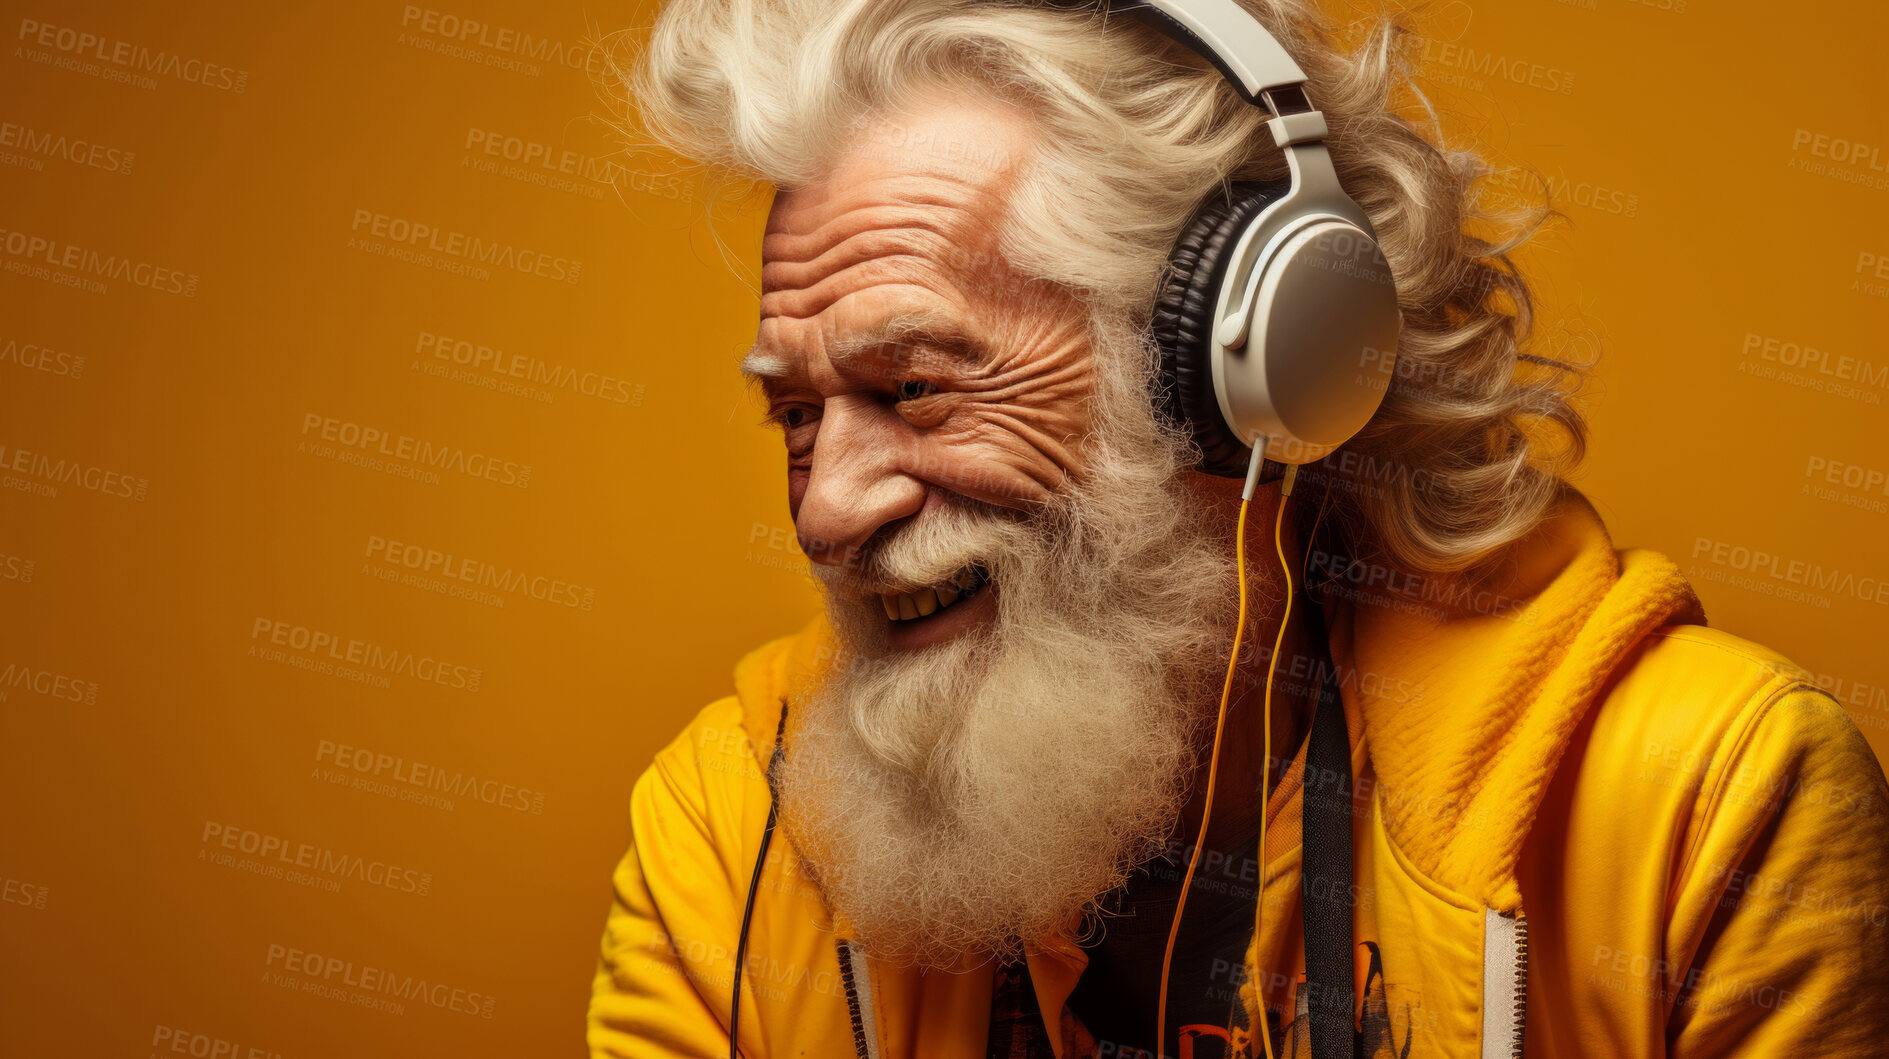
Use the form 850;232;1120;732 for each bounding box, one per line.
1150;179;1290;478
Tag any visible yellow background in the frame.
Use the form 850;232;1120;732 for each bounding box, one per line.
1;0;1884;1054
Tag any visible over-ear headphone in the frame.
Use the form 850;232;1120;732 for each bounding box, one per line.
1122;0;1402;483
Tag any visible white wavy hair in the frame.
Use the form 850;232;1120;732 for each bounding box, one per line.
603;0;1586;576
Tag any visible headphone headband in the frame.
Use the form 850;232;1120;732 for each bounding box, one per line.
1104;0;1308;107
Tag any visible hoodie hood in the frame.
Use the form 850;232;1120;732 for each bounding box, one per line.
1325;489;1703;912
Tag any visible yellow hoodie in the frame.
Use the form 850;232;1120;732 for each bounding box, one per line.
588;496;1889;1057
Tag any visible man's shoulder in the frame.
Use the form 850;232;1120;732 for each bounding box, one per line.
625;627;814;869
1614;623;1862;731
1590;623;1884;817
1528;623;1888;928
646;622;824;803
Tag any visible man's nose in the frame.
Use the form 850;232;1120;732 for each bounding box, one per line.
793;401;925;567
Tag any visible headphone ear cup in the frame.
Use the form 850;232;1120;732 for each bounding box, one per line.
1150;180;1290;478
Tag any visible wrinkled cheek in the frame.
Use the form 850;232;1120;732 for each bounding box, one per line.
786;465;811;517
932;400;1086;505
912;436;1059;510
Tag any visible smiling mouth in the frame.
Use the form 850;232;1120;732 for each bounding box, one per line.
879;564;991;622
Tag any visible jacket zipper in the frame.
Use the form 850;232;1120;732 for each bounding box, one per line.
1480;909;1529;1058
837;939;880;1059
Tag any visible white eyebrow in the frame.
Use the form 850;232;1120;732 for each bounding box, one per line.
834;310;994;379
738;308;979;382
738;350;792;380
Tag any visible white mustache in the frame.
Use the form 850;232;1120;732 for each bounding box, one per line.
811;499;1030;597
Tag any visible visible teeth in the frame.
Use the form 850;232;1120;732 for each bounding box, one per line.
882;571;981;622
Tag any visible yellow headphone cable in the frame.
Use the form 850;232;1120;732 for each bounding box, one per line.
1157;458;1297;1059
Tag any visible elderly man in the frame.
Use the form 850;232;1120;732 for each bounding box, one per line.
587;2;1889;1056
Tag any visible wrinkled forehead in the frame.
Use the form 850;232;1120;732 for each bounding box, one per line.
762;95;1038;278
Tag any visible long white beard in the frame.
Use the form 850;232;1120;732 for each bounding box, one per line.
778;333;1241;969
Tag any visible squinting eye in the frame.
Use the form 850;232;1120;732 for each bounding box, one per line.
894;379;937;402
